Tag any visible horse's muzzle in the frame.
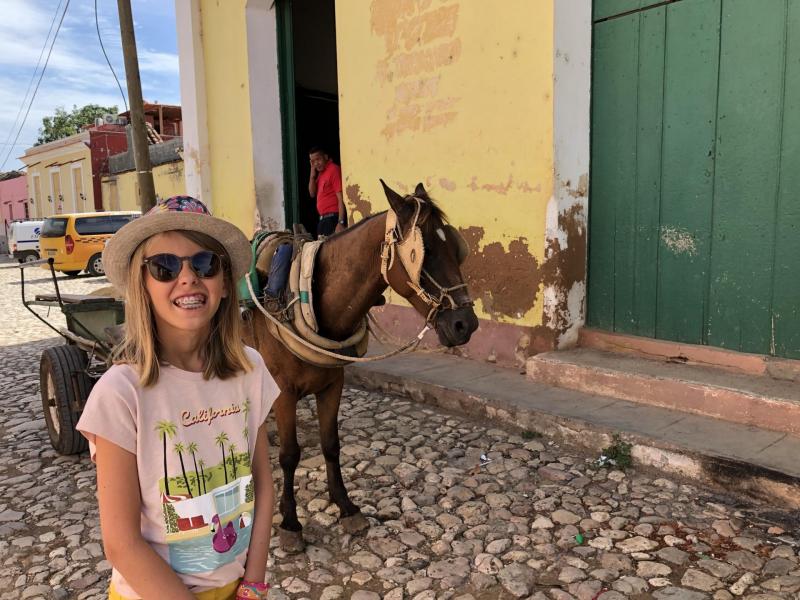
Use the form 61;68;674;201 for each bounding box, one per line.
435;306;479;347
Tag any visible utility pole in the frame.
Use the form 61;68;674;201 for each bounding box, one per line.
117;0;156;212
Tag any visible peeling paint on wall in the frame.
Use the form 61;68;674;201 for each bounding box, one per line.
660;225;698;257
467;175;540;195
370;0;462;139
540;203;588;348
345;183;374;222
438;177;456;191
458;226;541;319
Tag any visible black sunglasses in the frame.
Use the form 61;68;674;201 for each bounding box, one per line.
143;251;224;282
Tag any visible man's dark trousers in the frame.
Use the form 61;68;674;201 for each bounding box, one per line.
317;213;337;237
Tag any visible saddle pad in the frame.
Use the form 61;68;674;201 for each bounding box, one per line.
298;240;324;332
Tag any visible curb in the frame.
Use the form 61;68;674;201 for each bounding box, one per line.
346;365;800;510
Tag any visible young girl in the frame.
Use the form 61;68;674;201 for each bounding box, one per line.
77;196;279;600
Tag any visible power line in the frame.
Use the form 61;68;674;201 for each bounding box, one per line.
0;0;72;171
95;0;128;113
0;0;65;163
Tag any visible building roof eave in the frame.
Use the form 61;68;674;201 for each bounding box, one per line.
21;131;92;159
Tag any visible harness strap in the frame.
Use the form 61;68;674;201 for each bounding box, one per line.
247;276;430;364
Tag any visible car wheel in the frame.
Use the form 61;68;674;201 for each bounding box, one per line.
87;253;105;277
23;252;39;263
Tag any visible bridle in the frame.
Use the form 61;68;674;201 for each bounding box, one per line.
380;196;473;324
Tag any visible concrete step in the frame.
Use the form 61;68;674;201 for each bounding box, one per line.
579;328;800;381
526;347;800;435
347;347;800;509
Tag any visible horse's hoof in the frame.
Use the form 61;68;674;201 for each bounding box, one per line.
341;512;370;534
278;528;306;554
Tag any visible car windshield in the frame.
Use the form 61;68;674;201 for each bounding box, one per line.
41;218;68;238
74;215;137;235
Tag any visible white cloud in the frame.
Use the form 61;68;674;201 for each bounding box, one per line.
138;49;179;76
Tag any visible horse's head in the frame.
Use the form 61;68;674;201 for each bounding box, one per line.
380;180;479;347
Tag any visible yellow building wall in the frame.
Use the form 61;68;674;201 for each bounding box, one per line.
24;145;93;218
198;0;257;237
336;0;554;328
101;161;186;212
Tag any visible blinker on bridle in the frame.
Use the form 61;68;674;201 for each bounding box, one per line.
380;195;474;324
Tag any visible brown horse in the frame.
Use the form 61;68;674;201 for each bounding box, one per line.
242;180;479;551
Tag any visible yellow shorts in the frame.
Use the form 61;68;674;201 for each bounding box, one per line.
109;579;239;600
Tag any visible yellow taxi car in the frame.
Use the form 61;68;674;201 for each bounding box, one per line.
40;211;140;277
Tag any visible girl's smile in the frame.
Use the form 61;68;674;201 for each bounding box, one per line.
172;293;208;309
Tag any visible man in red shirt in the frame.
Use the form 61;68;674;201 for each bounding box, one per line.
308;146;347;237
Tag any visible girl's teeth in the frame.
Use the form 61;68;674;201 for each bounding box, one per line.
175;296;205;308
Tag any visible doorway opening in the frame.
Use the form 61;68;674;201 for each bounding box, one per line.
277;0;340;234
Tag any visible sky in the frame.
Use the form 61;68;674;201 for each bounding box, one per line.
0;0;181;171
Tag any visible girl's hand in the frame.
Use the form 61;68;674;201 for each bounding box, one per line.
235;580;270;600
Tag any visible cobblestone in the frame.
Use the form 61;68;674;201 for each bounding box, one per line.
1;262;800;599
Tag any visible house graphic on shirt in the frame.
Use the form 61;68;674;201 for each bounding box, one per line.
163;475;253;537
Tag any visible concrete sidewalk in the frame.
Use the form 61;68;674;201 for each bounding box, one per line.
346;347;800;509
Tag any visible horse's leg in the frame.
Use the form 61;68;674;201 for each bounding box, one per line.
316;374;370;534
274;392;305;553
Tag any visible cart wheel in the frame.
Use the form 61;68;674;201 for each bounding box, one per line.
64;270;81;278
87;253;105;277
40;345;93;455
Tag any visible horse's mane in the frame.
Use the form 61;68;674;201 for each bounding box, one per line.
323;190;448;241
413;191;448;224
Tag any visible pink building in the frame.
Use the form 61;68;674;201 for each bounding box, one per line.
0;172;29;251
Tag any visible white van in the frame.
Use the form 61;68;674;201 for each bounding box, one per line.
8;220;44;262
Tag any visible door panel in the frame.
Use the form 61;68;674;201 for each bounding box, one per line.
773;2;800;357
708;1;786;354
588;14;639;331
656;0;719;344
629;7;666;339
72;166;84;213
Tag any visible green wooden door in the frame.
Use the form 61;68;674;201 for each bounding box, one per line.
588;0;800;359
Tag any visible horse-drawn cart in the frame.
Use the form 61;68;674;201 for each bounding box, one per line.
19;259;124;455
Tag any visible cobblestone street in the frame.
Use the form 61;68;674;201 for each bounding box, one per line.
1;263;799;600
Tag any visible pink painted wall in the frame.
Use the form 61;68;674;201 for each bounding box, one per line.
1;175;29;226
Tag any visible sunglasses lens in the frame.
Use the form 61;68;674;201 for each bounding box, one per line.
144;252;222;281
190;251;221;278
147;254;182;281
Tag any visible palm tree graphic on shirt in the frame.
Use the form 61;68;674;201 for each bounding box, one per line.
215;432;230;484
173;442;193;498
155;420;177;495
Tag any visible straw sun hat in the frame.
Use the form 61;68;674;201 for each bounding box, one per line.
102;196;251;295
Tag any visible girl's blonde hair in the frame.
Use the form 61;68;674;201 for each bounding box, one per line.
113;230;251;386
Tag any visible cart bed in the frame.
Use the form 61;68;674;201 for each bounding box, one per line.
34;293;118;304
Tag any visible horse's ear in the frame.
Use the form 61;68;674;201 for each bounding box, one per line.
380;179;406;214
414;182;426;197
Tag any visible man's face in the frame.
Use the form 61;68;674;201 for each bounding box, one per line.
310;151;329;173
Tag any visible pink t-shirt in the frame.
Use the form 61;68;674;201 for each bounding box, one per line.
77;346;279;598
